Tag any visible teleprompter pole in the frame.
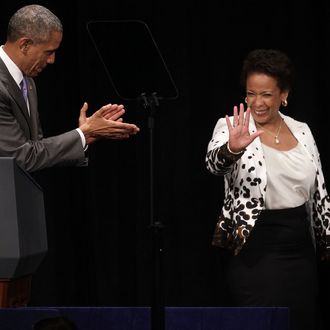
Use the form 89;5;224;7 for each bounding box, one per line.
141;92;165;330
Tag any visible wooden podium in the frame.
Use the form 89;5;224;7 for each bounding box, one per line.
0;158;47;308
0;276;32;307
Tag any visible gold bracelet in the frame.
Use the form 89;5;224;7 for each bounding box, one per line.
227;142;245;155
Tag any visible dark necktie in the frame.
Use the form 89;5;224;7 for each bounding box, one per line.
20;77;28;103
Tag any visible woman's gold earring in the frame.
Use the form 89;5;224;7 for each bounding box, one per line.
282;100;288;107
244;97;248;104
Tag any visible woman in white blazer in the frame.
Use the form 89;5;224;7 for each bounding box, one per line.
206;49;330;330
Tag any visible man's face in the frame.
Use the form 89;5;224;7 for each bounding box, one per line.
22;31;62;77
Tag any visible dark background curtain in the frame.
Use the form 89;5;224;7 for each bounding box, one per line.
1;0;329;323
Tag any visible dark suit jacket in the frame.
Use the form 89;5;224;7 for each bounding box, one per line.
0;57;85;172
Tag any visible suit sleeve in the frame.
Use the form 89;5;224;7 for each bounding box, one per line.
0;84;86;173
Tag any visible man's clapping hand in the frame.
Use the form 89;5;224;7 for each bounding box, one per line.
79;102;140;145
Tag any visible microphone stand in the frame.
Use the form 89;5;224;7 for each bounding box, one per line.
141;92;165;330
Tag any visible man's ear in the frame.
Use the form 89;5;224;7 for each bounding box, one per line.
18;37;32;54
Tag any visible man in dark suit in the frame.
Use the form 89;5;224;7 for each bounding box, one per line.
0;4;139;172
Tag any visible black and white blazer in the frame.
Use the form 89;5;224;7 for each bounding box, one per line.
206;113;330;257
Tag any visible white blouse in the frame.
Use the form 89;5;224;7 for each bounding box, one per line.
262;142;316;209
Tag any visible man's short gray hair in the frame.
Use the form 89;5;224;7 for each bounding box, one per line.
7;5;63;44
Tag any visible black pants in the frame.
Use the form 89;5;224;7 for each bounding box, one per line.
225;205;318;330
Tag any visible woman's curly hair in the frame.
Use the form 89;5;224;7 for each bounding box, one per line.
241;49;294;92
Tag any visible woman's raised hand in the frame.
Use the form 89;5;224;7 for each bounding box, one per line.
225;103;262;153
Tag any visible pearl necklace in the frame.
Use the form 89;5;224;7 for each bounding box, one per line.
256;117;284;144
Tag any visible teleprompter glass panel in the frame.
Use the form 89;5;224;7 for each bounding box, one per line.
87;20;178;101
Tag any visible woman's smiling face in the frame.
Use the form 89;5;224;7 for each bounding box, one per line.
246;72;288;125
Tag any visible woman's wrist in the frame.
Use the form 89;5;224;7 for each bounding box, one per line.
227;142;245;155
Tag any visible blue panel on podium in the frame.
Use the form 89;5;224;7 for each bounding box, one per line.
0;307;288;330
165;307;289;330
0;308;59;330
